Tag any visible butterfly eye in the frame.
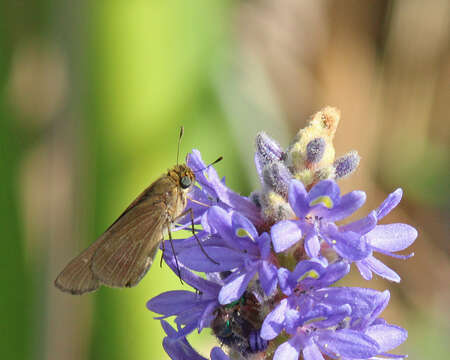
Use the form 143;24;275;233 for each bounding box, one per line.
180;176;192;189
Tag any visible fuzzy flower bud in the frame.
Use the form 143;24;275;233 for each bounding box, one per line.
334;150;360;179
255;132;284;164
306;137;326;163
262;161;292;197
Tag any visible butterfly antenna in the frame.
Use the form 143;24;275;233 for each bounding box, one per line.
193;156;223;172
177;126;184;166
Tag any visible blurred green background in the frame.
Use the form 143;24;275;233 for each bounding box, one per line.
1;1;448;359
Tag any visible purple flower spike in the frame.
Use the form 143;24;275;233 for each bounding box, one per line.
145;126;416;359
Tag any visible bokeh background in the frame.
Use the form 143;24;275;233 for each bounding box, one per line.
1;1;449;359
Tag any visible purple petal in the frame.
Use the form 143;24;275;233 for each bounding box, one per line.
310;304;352;329
316;287;384;320
258;232;272;259
174;306;208;329
325;227;371;261
303;343;325;360
147;291;201;316
339;211;377;234
304;261;350;288
198;301;219;332
271;220;302;253
366;290;390;326
210;347;230;360
326;190;366;222
175;321;200;338
364;256;401;282
290;260;326;286
207;207;234;241
308;180;341;205
274;338;301;360
304;232;320;258
178;246;245;272
231;212;258;241
259;261;278;296
261;299;288;340
278;267;291;295
366;324;407;352
355;261;373;280
349;290;391;331
161;321;207;360
284;308;302;333
163;337;206;360
377;188;402;220
367;224;417;252
316;329;379;358
163;256;222;295
288;180;309;218
161;319;179;338
218;270;256;304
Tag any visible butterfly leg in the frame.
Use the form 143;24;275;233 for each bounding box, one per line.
166;222;184;285
176;208;219;265
159;235;165;268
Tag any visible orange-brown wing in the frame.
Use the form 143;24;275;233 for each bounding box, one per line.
90;201;168;288
54;236;105;295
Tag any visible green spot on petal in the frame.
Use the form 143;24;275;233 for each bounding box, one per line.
309;195;333;209
236;228;254;241
299;269;320;282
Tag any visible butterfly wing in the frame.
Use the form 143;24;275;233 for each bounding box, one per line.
90;200;168;288
54;236;104;294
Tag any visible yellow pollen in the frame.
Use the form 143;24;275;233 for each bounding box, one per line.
309;196;333;209
331;240;337;244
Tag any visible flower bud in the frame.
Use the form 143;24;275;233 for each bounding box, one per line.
306;137;326;163
255;132;284;165
262;161;292;197
334;151;360;179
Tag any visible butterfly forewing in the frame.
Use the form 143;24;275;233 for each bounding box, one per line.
54;236;104;294
91;201;167;288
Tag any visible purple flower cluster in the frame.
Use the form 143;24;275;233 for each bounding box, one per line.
147;114;417;360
